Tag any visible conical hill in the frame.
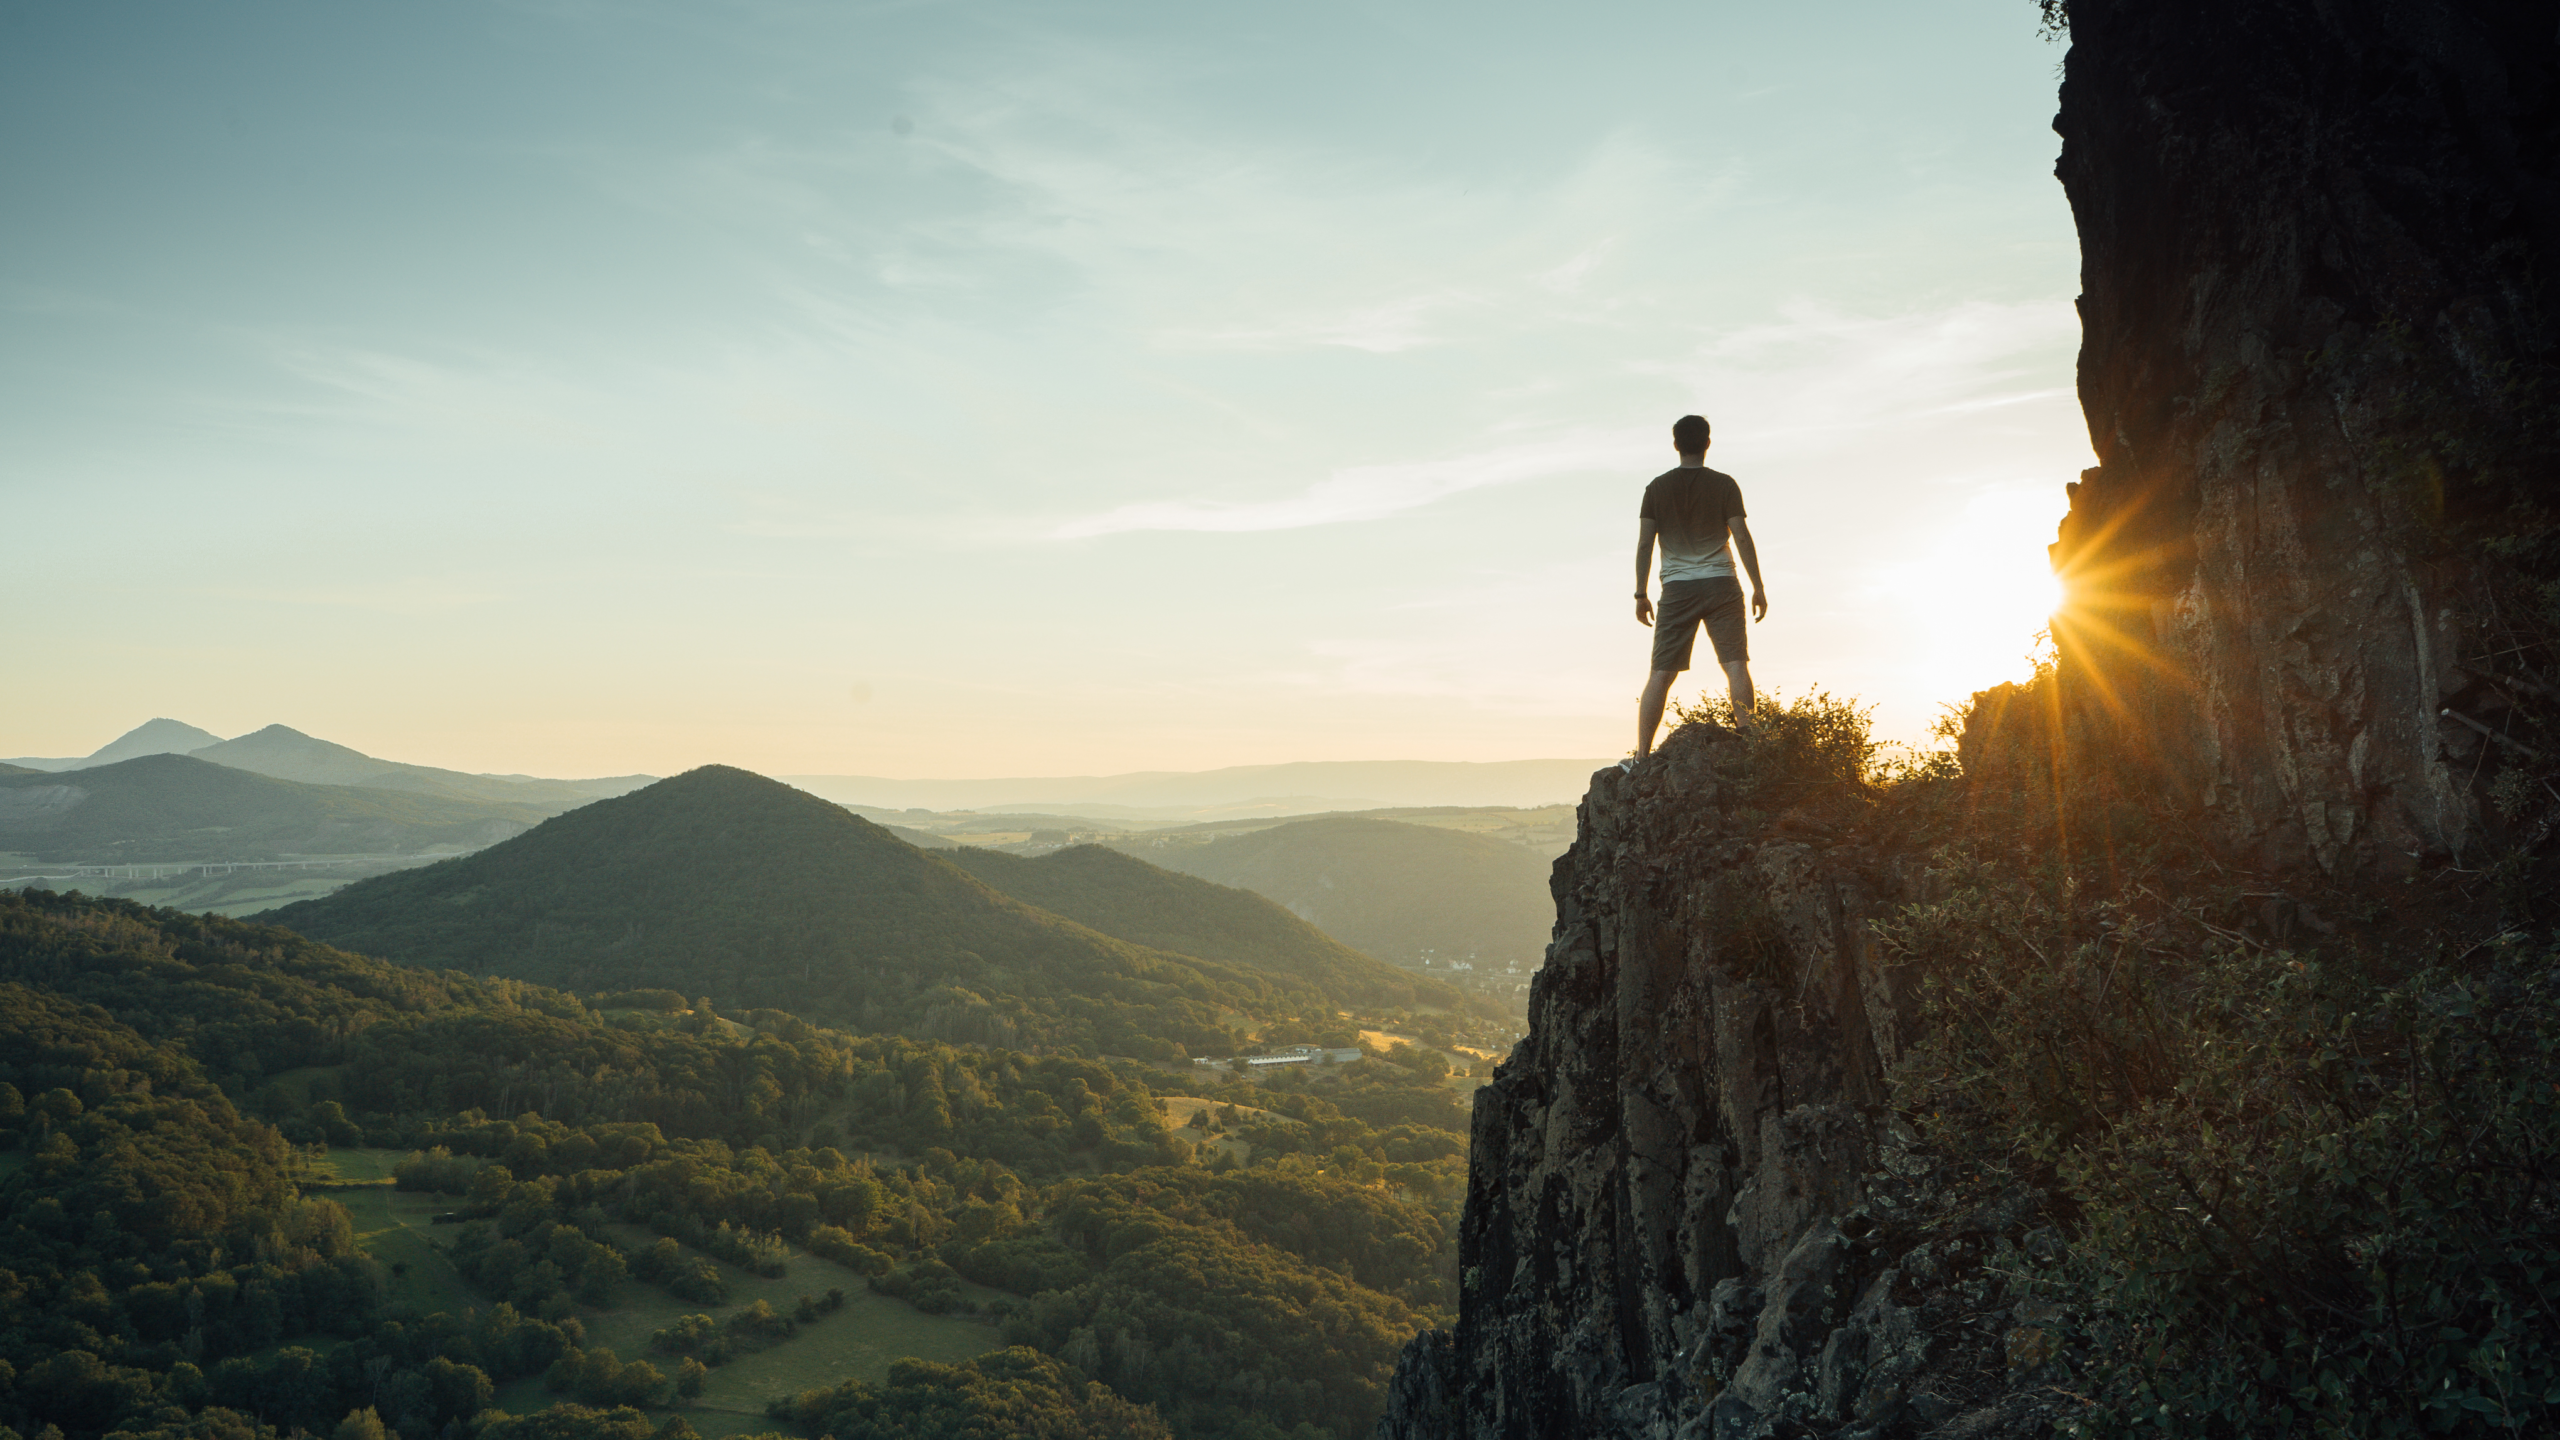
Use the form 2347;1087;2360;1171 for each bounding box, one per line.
268;765;1316;1058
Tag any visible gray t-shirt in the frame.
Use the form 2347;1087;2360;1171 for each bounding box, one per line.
1641;466;1746;582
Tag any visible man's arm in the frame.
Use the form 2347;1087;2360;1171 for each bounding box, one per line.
1729;516;1768;621
1634;519;1659;626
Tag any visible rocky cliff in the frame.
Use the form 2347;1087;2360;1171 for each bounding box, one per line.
1377;2;2558;1436
2051;0;2559;878
1375;729;2054;1440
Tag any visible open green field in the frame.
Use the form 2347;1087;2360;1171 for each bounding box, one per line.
336;1184;483;1318
578;1221;1004;1427
323;1150;1001;1435
0;859;430;917
1156;1094;1267;1162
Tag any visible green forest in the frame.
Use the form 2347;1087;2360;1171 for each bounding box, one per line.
0;887;1476;1440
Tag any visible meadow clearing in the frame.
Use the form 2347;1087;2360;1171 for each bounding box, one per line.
314;1150;1004;1438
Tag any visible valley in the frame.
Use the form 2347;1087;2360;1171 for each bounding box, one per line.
0;746;1532;1440
1;726;1571;996
0;852;448;916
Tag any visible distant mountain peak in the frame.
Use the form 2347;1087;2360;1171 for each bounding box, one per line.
176;725;653;810
204;723;353;753
83;718;225;766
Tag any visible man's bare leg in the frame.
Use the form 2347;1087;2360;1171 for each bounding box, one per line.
1635;668;1679;758
1724;660;1758;734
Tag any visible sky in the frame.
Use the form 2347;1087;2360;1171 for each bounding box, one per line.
0;0;2093;780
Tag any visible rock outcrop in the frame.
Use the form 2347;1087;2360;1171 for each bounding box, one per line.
2051;0;2560;878
1378;3;2558;1436
1376;730;2053;1440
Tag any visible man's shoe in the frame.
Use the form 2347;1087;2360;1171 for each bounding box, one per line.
1617;756;1639;773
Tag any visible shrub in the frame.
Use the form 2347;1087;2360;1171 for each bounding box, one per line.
545;1346;665;1408
392;1147;485;1194
870;1259;973;1315
804;1224;892;1275
647;1314;719;1361
1674;686;1881;792
664;1258;727;1306
1887;855;2560;1437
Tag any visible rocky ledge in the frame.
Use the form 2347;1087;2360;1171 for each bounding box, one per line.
1378;724;2071;1440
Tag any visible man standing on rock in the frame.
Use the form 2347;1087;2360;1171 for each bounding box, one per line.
1628;413;1765;765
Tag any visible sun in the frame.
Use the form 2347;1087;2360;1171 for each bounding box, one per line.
1912;487;2068;691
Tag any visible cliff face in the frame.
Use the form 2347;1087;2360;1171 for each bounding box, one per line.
1376;732;2050;1440
2051;0;2560;877
1378;3;2558;1436
1390;734;1909;1438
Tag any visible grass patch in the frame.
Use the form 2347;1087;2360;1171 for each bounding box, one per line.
338;1185;481;1318
1154;1095;1272;1124
1154;1096;1261;1162
579;1223;1002;1425
361;1187;1000;1434
310;1145;405;1183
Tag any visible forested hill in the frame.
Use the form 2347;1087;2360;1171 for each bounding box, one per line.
1120;816;1558;968
0;888;1472;1440
944;843;1473;1013
270;766;1356;1059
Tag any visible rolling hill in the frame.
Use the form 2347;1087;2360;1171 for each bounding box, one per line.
191;723;652;809
0;752;554;861
3;717;223;772
1114;816;1559;969
268;765;1350;1057
943;843;1470;1011
4;718;653;808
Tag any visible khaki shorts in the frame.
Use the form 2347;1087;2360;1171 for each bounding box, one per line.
1652;576;1748;672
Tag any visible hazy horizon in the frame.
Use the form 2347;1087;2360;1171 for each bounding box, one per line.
5;716;1613;814
4;0;2093;778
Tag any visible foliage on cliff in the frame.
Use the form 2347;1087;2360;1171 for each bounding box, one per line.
1884;671;2560;1438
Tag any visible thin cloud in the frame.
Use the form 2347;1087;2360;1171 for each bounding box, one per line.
1536;240;1615;295
1924;386;2071;415
1051;429;1647;538
1639;299;2080;455
207;578;510;616
1166;292;1468;354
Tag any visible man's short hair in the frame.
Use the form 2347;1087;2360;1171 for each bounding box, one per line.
1672;414;1712;454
